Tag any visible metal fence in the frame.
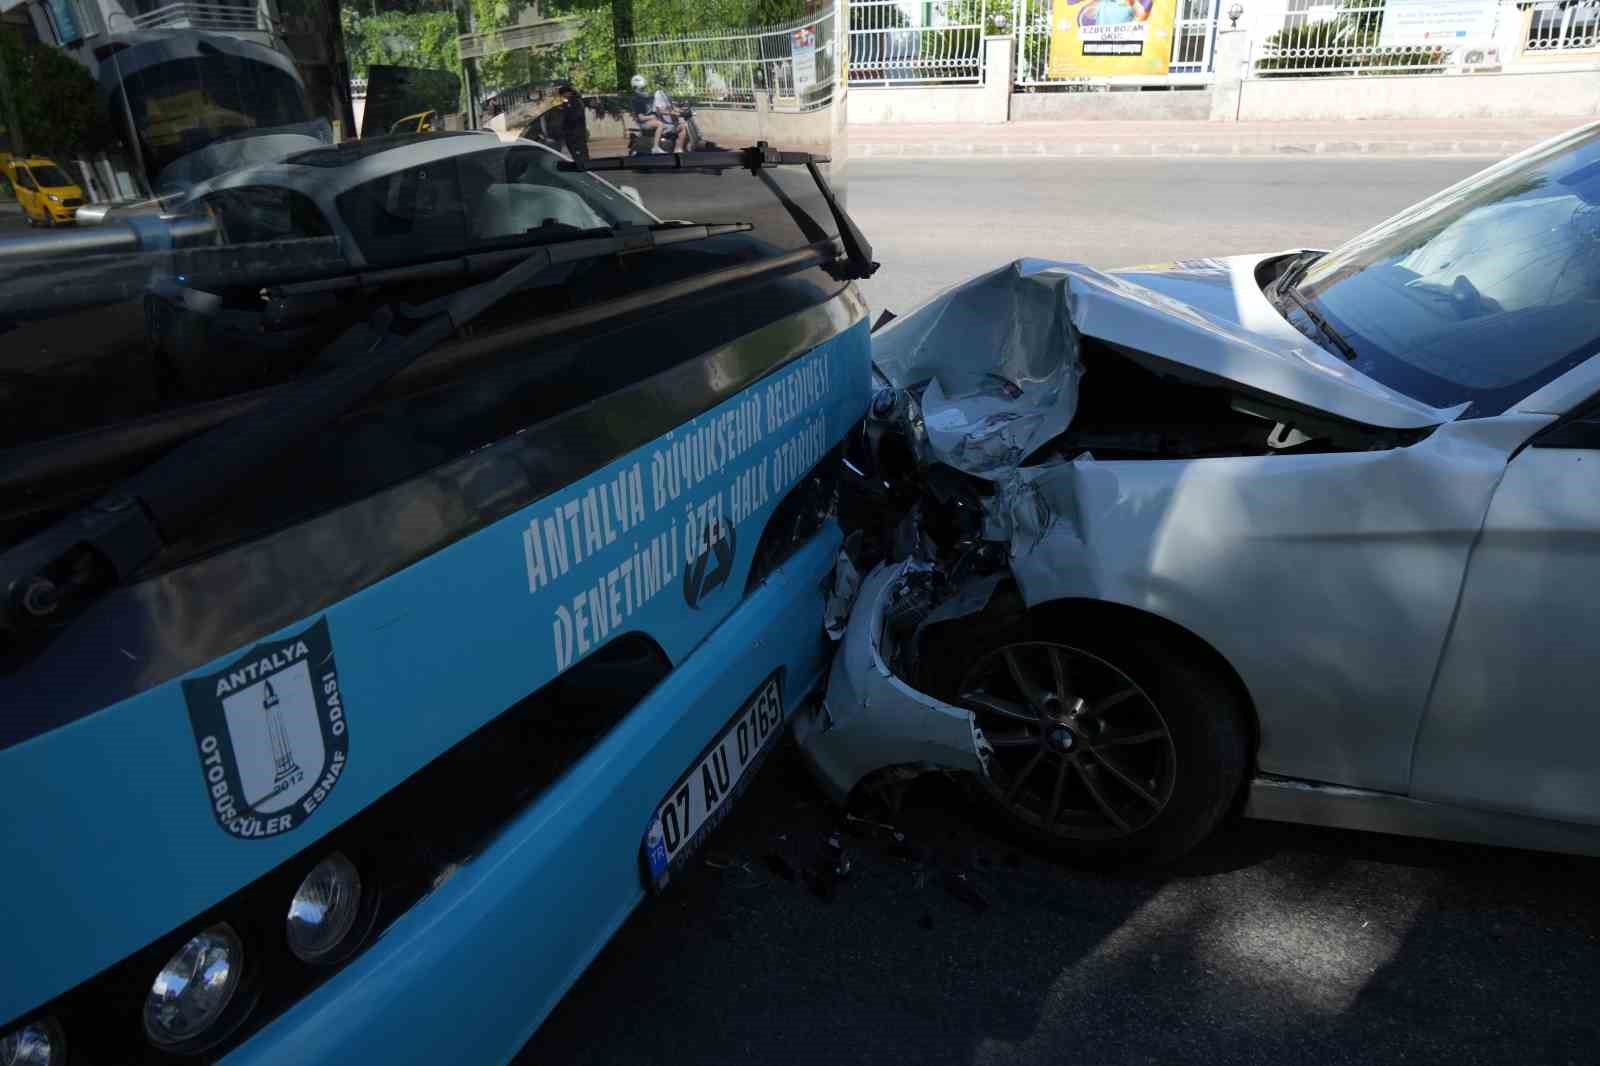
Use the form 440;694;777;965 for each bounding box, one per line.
848;0;996;85
619;11;836;113
1170;0;1219;72
1251;0;1458;75
128;0;267;32
1526;0;1599;52
1011;0;1056;86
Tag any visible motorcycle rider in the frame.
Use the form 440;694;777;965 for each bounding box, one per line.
629;73;681;153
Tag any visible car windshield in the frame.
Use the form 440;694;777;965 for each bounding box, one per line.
332;142;651;264
1289;125;1600;417
28;164;71;187
113;53;313;179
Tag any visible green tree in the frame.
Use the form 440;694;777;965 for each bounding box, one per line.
0;31;108;159
341;6;463;79
533;0;806;93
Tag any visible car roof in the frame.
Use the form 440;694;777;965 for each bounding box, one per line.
282;131;483;169
183;133;557;203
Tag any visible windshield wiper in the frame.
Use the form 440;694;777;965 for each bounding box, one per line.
1271;249;1324;300
0;221;749;657
1279;281;1359;363
567;142;879;281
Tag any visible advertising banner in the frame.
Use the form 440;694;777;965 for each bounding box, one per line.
1377;0;1500;48
792;25;818;94
1047;0;1178;77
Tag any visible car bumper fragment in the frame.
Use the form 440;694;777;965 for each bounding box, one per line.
796;560;991;805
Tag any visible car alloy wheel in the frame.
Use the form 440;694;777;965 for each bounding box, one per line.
957;641;1177;841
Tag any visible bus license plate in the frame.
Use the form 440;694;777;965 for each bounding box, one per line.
642;673;784;891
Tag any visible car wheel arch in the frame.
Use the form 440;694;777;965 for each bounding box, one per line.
1023;595;1263;778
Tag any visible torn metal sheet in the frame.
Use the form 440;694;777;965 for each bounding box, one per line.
871;261;1084;479
823;531;865;640
874;255;1462;433
796;562;991;805
818;240;1582;808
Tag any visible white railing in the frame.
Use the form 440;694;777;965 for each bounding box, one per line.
1526;0;1598;52
1252;0;1461;75
848;0;995;85
457;16;580;61
620;10;837;113
1170;0;1219;72
128;0;266;32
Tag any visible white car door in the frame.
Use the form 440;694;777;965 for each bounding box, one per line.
1412;409;1600;825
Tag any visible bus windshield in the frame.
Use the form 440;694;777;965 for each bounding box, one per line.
115;55;313;179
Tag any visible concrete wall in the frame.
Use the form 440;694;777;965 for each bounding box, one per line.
850;86;989;124
691;103;836;155
1009;90;1211;121
1235;69;1600;122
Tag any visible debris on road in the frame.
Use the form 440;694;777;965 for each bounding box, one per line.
764;853;798;882
942;871;990;914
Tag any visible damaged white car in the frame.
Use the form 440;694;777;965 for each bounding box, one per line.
798;121;1600;865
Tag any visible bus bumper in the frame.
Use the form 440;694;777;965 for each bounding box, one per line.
221;527;841;1065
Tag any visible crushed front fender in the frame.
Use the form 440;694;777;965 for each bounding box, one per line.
794;561;991;805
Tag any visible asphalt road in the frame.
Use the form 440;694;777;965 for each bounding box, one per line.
522;155;1600;1066
847;156;1488;315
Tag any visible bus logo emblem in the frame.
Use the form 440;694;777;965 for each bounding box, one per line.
683;518;736;609
182;618;350;839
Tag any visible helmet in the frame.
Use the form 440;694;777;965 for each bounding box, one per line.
630;74;647;90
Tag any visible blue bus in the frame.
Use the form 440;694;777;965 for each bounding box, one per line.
0;4;867;1059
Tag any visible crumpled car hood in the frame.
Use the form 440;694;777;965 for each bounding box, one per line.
874;257;1461;434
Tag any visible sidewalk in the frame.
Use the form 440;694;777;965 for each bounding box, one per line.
848;118;1589;159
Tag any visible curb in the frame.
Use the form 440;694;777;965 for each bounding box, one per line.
849;139;1530;159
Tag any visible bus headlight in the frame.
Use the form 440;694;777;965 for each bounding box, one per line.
0;1017;65;1065
286;852;362;962
143;924;244;1047
45;194;61;203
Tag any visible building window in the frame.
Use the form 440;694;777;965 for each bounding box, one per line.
42;0;84;44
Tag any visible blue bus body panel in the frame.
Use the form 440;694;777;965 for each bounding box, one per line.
221;528;841;1065
0;316;870;1027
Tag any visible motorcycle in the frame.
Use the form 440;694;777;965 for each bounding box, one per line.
628;102;719;156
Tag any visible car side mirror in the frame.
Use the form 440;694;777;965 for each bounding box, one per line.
618;185;644;208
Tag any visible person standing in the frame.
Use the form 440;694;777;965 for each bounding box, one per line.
556;83;590;166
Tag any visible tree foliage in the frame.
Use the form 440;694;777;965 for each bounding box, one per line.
532;0;806;93
340;0;811;99
0;30;107;159
341;6;463;80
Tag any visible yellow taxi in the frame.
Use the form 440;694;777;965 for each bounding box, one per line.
5;157;86;226
388;110;438;135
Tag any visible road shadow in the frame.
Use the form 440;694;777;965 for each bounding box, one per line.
521;751;1600;1066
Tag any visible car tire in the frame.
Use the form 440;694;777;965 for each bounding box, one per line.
917;606;1250;867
